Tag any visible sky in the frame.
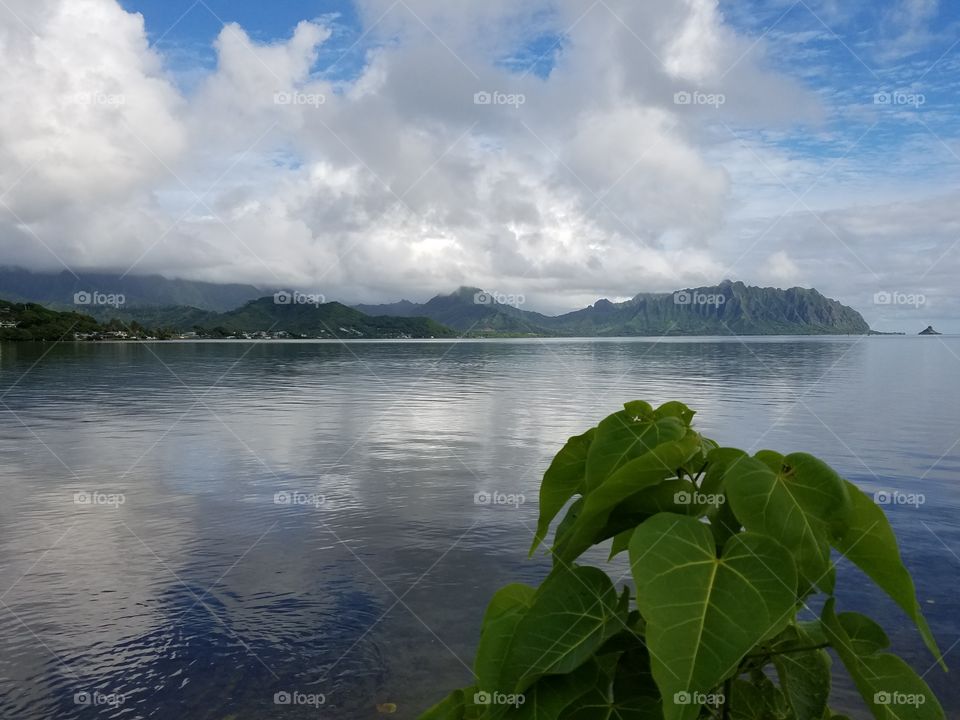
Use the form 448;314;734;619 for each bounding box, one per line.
1;0;959;331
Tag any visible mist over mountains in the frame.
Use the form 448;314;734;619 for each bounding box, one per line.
0;267;264;312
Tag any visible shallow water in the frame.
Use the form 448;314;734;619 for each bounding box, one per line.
0;336;958;718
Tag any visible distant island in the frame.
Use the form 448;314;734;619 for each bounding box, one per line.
919;325;942;335
0;270;880;341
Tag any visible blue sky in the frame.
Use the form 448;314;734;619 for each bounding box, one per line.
120;0;366;80
121;0;960;181
3;0;960;330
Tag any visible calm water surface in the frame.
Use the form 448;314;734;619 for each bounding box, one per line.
0;337;958;719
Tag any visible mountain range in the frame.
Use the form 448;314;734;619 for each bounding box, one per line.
357;282;871;335
0;267;263;311
0;268;873;337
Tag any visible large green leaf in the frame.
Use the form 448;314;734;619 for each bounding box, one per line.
612;644;661;704
507;659;601;720
475;584;537;689
499;566;627;692
771;625;831;720
531;429;595;554
729;676;789;719
605;479;704;557
700;447;749;496
651;401;695;426
584;405;687;491
830;480;943;667
821;600;944;720
629;514;797;720
564;684;662;720
725;452;850;592
555;433;701;563
701;447;749;547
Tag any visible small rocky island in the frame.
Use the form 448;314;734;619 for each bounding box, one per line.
919;325;942;335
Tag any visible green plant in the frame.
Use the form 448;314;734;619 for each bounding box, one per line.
420;400;946;720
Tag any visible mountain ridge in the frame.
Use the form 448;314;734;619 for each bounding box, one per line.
0;268;873;337
355;280;871;336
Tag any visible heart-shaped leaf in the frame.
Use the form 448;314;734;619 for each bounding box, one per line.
830;480;943;667
563;686;662;720
499;566;627;693
821;600;944;720
630;514;797;720
771;624;831;720
555;433;701;563
531;429;595;554
585;405;687;491
729;676;788;719
475;584;536;690
507;659;601;720
724;451;850;592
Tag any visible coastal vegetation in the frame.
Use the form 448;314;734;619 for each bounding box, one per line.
0;298;453;341
421;400;945;720
0;300;119;341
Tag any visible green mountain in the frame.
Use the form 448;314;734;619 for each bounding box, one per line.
87;305;221;330
208;297;455;338
0;267;264;311
356;281;871;336
358;287;552;335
